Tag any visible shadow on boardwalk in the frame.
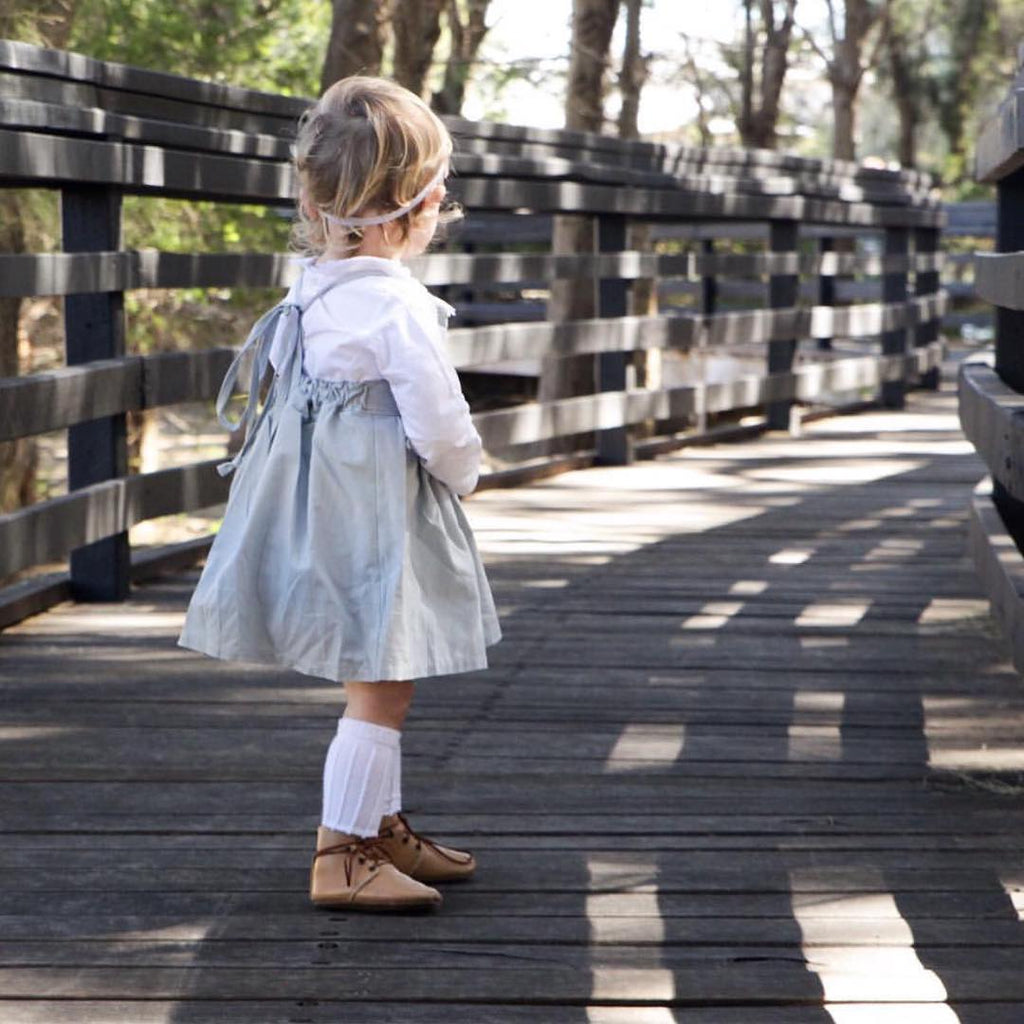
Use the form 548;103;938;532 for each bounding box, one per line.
3;385;1024;1022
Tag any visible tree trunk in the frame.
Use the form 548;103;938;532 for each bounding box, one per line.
320;0;389;91
543;0;620;405
617;0;644;140
563;0;619;133
392;0;445;97
831;79;856;161
736;0;797;151
432;0;490;115
738;0;755;143
823;0;881;162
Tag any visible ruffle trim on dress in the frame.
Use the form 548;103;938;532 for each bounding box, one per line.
297;375;399;416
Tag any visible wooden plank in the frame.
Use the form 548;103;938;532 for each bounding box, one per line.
0;123;945;226
0;40;305;121
0;356;143;441
0;460;228;577
0;128;296;204
967;476;1024;674
0;96;296;160
0;251;297;298
975;86;1024;183
957;362;1024;499
9;961;1024;1003
974;251;1024;310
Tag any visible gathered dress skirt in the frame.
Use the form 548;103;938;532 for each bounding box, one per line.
177;373;501;682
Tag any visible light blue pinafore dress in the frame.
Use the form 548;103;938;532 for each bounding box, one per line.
177;269;501;682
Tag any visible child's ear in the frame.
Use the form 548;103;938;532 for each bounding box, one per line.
298;188;318;221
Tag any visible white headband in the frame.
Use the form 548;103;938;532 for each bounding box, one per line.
320;167;446;229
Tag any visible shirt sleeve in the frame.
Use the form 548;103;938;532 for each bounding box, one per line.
373;290;482;496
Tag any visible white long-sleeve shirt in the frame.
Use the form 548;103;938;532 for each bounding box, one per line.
273;255;482;496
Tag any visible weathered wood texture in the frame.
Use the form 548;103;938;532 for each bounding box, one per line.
1;377;1021;1021
958;47;1024;672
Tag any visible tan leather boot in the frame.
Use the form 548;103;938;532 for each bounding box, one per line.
309;826;442;910
377;812;476;883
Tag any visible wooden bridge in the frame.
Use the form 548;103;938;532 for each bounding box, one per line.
4;38;1024;1024
7;368;1024;1022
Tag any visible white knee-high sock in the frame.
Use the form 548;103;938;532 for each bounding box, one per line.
383;735;402;816
321;716;400;837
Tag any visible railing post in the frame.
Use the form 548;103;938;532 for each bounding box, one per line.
914;226;941;390
815;236;834;351
596;213;632;465
881;225;910;409
701;238;717;315
766;219;799;430
994;166;1024;535
62;185;130;601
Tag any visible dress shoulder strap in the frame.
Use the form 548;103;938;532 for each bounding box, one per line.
213;264;398;478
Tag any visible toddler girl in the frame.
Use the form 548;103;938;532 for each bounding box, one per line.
178;76;501;911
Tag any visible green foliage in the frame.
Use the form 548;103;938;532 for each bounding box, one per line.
68;0;328;95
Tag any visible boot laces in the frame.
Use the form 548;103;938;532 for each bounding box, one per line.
382;812;469;865
314;835;393;886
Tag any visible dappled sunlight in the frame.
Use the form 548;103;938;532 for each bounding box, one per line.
917;598;990;625
792;886;959;1017
836;517;884;532
6;606;186;635
586;853;674;1007
681;601;744;629
603;724;685;772
730;579;769;594
770;547;814;564
0;725;79;741
589;968;675;1001
587;1007;676;1024
741;459;926;485
789;691;845;761
928;746;1024;770
469;498;772;556
586;892;664;943
823;1009;962;1023
864;538;925;561
795;601;870;627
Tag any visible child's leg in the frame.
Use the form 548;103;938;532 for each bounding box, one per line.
311;679;440;909
321;680;412;836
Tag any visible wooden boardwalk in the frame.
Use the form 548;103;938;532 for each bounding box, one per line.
4;376;1024;1022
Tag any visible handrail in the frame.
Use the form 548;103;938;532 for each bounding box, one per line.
0;40;946;620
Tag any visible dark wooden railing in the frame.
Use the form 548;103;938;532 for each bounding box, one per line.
959;43;1024;671
0;40;946;626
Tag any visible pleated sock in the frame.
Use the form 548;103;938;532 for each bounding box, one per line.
383;734;402;816
321;716;400;837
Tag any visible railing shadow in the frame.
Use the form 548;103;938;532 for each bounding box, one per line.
2;394;1023;1019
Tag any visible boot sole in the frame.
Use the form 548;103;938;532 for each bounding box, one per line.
310;896;442;912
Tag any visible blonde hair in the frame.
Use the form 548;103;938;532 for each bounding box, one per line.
291;76;460;257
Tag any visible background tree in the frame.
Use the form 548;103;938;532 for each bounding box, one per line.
878;0;932;168
804;0;885;160
392;0;446;97
930;0;999;185
732;0;798;149
542;0;620;404
433;0;491;114
321;0;389;89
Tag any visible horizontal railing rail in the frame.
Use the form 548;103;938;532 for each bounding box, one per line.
958;40;1024;672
